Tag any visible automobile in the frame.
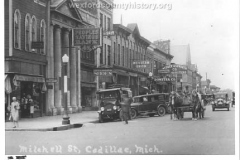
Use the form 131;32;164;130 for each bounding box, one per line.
130;93;169;119
211;92;230;111
96;87;132;123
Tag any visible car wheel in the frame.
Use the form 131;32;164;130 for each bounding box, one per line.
99;114;103;123
130;109;137;119
149;114;155;117
157;106;166;117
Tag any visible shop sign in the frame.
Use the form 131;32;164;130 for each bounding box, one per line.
46;78;58;83
31;41;44;49
103;31;115;36
132;60;151;69
73;28;101;46
163;64;187;71
155;77;176;82
158;69;170;74
171;71;187;74
94;69;112;76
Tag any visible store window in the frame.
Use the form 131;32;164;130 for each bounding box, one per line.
25;14;31;51
14;9;21;49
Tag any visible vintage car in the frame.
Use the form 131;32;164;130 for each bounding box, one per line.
130;93;169;119
211;92;230;111
96;88;132;123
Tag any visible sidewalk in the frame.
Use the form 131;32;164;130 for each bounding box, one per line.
5;111;99;131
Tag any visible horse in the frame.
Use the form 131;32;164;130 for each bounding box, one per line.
169;90;203;121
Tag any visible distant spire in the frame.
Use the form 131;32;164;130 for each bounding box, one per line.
121;14;123;25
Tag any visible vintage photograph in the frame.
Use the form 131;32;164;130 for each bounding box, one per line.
3;0;239;159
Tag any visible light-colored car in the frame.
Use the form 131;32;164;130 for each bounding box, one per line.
211;92;230;111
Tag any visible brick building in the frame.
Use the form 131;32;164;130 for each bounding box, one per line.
5;0;49;118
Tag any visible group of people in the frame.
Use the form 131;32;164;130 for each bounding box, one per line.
7;94;35;128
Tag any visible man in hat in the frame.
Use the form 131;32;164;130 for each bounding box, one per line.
120;94;131;124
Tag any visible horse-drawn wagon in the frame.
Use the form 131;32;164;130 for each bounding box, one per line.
169;90;206;120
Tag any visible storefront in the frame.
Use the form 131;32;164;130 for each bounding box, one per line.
5;74;47;118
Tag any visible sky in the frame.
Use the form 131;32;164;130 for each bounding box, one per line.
112;0;239;91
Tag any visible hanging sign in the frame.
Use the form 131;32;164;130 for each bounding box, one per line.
132;60;151;69
73;28;101;46
94;69;112;76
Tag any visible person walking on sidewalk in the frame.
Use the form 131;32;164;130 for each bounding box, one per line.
9;97;20;128
120;94;131;124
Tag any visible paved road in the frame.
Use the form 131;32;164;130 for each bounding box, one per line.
5;105;235;155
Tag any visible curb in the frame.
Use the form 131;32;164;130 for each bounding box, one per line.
5;120;98;132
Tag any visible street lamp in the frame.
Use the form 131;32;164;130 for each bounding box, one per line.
148;72;153;94
62;54;70;125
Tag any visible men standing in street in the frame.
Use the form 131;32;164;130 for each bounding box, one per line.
120;94;131;124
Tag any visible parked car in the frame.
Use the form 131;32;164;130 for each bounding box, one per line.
96;88;132;123
211;92;230;111
130;93;169;119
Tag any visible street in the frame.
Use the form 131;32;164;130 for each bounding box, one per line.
5;105;235;155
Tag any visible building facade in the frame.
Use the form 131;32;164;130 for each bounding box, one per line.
5;0;49;118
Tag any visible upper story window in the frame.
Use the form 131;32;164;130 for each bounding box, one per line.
25;14;31;51
40;19;46;55
107;17;111;31
31;16;37;52
100;13;103;28
14;9;21;49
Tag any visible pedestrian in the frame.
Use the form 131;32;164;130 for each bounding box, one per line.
120;94;131;124
9;97;20;128
29;99;34;118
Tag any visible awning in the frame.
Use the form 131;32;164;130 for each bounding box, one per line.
5;74;12;94
13;74;45;83
113;69;129;77
81;82;96;88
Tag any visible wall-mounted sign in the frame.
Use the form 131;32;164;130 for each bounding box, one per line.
163;64;187;71
73;28;101;46
31;42;44;49
94;69;112;76
132;60;151;69
103;31;115;36
46;78;58;83
171;71;187;74
155;77;176;82
158;69;170;74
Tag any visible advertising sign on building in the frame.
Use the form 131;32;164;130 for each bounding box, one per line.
155;77;176;82
103;31;115;36
73;28;101;46
93;69;112;76
132;60;151;69
158;69;170;74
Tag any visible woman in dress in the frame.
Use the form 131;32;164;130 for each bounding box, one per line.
10;97;20;128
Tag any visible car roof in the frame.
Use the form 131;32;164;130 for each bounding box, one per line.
133;93;169;98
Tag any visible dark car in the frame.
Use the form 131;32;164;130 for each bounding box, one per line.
211;92;230;111
130;93;169;119
96;88;132;123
